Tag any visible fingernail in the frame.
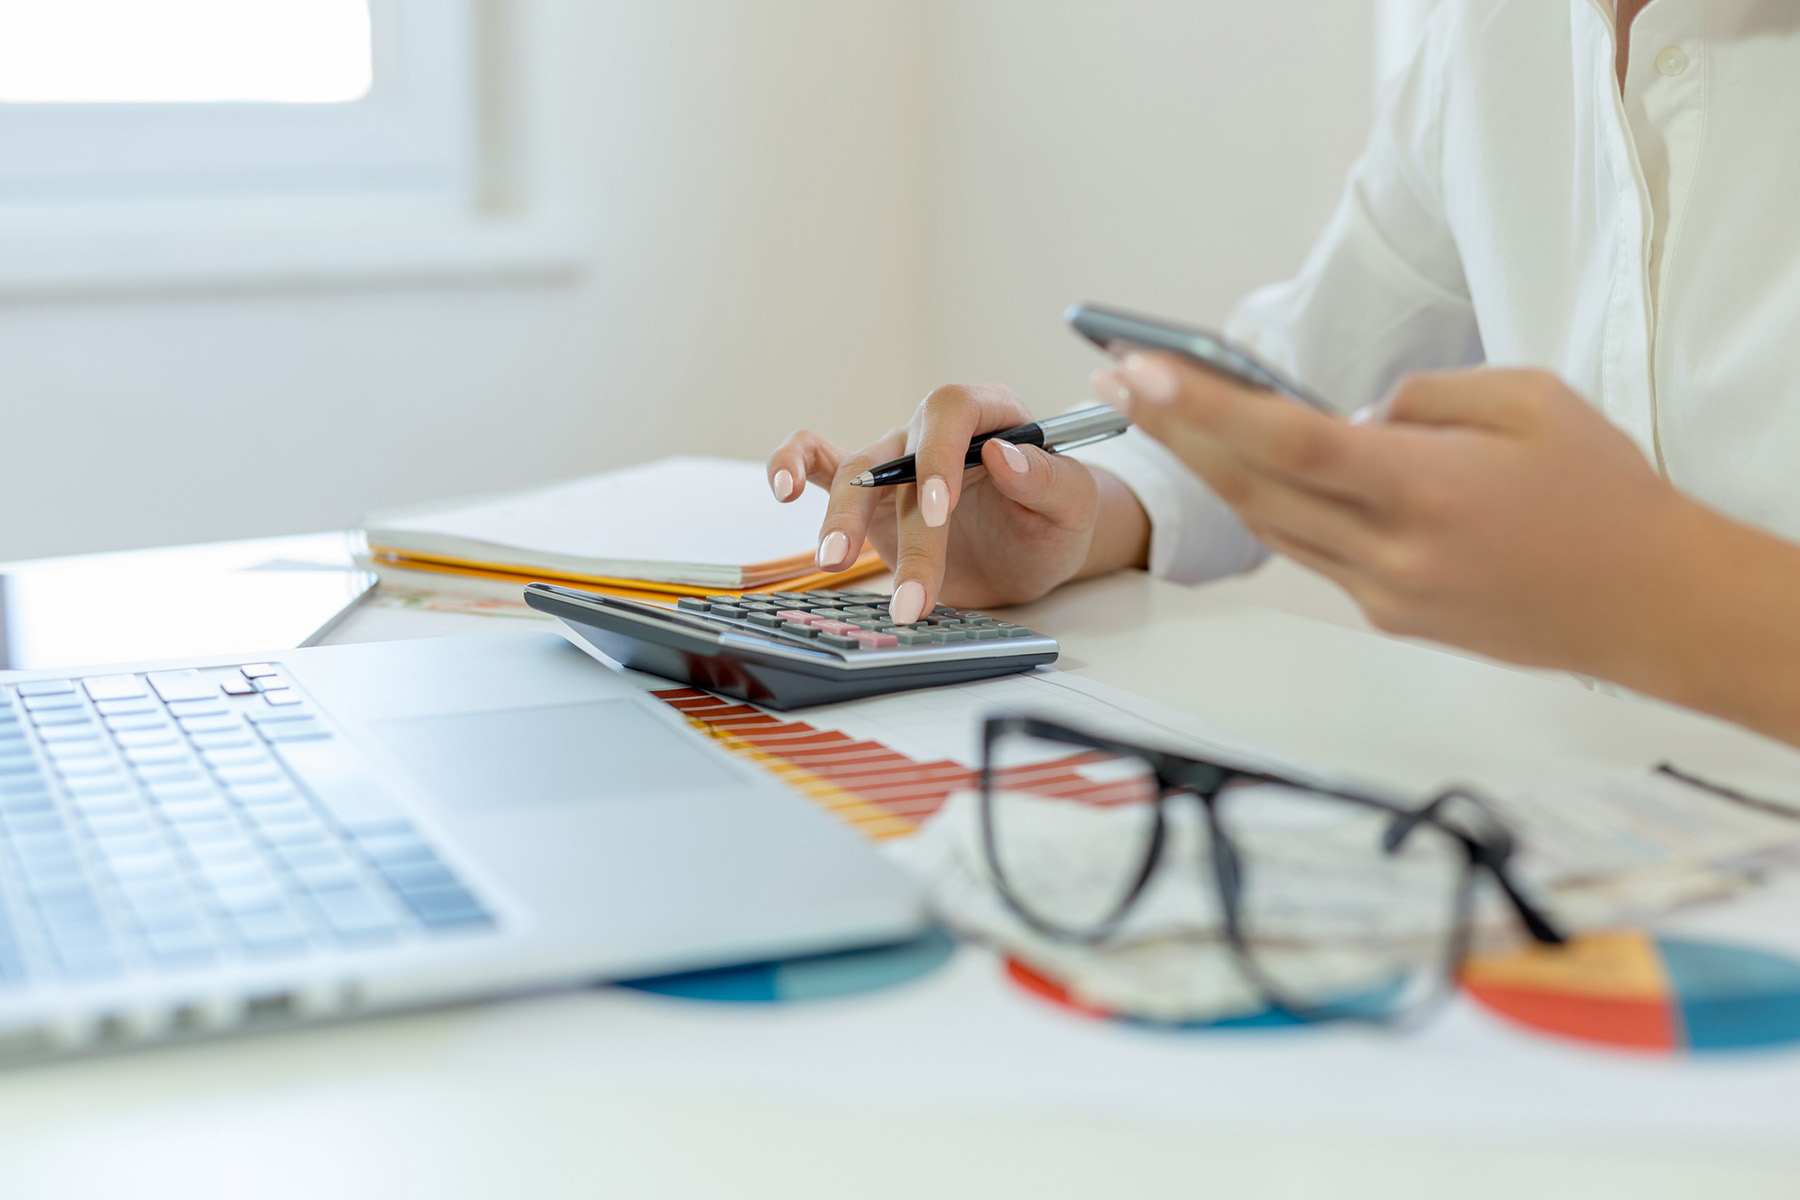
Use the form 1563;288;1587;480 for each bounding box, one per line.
772;468;794;500
995;440;1027;474
816;530;848;569
1350;397;1391;426
890;580;926;625
1120;353;1179;406
920;476;949;528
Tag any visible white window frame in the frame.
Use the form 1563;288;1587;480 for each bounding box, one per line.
0;0;576;295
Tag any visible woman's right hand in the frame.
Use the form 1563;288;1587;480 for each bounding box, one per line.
766;382;1150;625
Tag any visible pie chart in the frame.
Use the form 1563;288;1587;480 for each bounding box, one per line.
1461;931;1800;1054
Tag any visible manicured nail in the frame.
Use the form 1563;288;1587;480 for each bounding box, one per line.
772;468;794;500
890;580;926;625
920;476;950;528
1120;353;1179;406
816;530;848;569
994;440;1027;474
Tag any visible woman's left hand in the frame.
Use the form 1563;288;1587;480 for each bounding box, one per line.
1099;358;1702;679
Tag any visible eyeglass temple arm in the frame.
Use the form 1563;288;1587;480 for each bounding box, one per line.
1388;791;1566;947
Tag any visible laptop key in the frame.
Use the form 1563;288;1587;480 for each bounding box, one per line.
259;721;332;744
353;831;434;867
82;675;149;703
402;886;492;931
147;670;216;704
22;692;84;712
95;697;160;717
230;907;308;956
380;859;461;895
308;885;399;942
15;680;77;697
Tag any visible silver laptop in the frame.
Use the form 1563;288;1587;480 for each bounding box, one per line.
0;631;928;1057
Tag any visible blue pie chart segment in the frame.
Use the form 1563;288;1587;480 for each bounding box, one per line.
1660;938;1800;1051
618;926;956;1004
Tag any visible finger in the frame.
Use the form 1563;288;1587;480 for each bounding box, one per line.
978;437;1096;527
815;426;907;572
1120;353;1393;507
766;430;849;503
884;386;1036;625
1224;467;1391;571
1383;368;1562;434
910;384;1035;528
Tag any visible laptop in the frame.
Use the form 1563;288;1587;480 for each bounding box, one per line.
0;631;928;1057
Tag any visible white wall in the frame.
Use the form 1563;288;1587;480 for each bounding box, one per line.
928;0;1376;411
0;0;1376;563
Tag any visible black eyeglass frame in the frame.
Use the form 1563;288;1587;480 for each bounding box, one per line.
976;715;1566;1024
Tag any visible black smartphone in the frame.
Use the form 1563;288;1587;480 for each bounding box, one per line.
1066;302;1333;413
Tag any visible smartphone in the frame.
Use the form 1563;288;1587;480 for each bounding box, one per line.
1066;302;1334;413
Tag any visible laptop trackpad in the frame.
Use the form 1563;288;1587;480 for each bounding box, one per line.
372;700;739;812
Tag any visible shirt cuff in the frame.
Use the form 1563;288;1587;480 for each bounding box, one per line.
1070;426;1269;585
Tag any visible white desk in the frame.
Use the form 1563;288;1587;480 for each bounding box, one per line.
5;535;1800;1200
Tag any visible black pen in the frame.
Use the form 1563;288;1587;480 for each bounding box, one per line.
849;406;1130;488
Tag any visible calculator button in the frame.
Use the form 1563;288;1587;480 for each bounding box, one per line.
709;603;746;618
819;634;861;649
814;620;858;635
854;632;899;649
705;596;738;603
784;625;821;638
747;612;783;628
805;590;841;599
677;597;711;612
930;630;968;644
1000;626;1035;638
895;632;935;646
775;610;814;622
967;628;1002;641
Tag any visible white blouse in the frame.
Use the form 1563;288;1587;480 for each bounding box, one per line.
1078;0;1800;584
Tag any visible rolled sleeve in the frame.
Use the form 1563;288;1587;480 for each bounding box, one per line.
1071;426;1269;585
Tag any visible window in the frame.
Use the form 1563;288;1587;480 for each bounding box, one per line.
0;0;375;104
0;0;472;205
0;0;572;293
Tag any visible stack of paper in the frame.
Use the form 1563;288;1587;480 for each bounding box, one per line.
362;457;881;601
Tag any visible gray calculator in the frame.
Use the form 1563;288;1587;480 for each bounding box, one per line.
523;584;1058;709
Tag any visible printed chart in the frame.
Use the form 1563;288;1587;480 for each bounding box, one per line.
652;684;1800;1054
1462;930;1800;1054
650;676;1145;839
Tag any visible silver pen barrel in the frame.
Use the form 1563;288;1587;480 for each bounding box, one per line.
1034;405;1131;450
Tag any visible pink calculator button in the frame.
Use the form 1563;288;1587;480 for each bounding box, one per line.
815;620;857;635
775;610;815;623
854;632;898;649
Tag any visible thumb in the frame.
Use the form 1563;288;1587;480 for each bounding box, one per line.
1383;368;1561;435
979;437;1095;524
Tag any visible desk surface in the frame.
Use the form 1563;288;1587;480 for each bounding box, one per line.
5;535;1800;1200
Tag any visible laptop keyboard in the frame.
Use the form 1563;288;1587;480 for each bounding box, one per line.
0;665;494;988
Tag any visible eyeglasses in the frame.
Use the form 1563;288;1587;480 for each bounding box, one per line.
977;715;1566;1025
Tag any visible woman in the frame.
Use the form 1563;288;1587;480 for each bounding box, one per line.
766;0;1800;746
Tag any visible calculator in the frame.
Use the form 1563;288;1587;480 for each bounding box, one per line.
523;584;1059;709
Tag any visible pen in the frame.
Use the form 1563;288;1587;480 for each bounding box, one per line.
849;405;1131;488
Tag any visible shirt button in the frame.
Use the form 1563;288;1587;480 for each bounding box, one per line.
1655;46;1690;76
